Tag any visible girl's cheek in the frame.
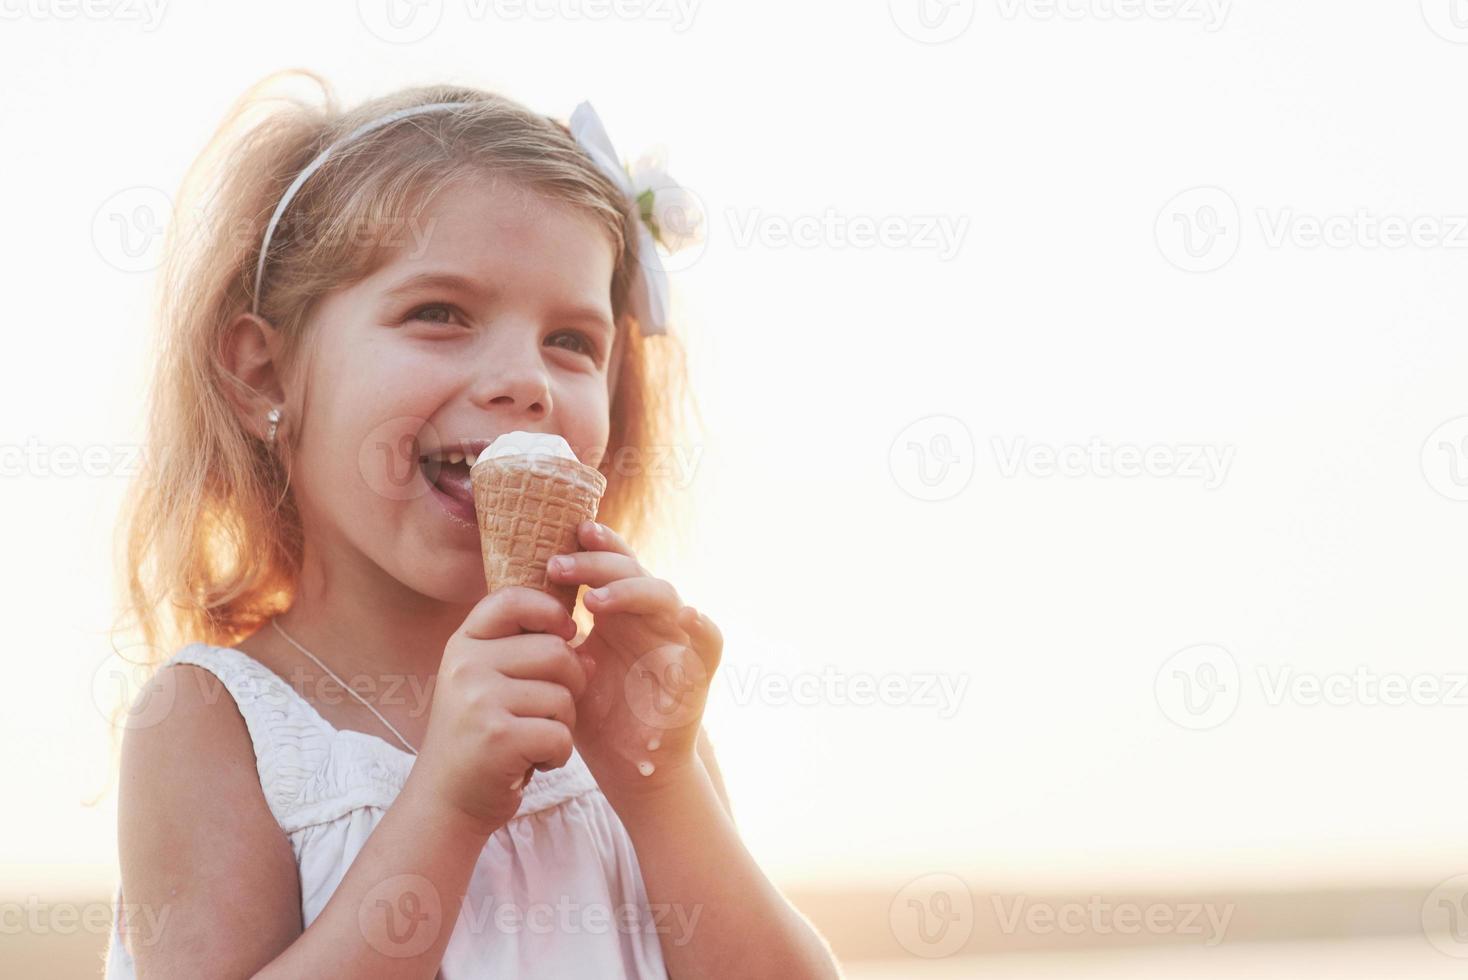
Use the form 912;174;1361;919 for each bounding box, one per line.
350;413;434;505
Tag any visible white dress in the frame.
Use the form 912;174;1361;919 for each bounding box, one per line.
104;643;669;979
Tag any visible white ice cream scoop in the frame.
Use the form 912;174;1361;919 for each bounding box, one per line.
475;431;578;466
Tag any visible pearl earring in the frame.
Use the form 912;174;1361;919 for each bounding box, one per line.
265;407;282;444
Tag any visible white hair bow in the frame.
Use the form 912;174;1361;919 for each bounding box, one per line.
569;101;702;337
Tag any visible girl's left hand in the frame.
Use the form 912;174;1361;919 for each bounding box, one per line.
547;519;723;802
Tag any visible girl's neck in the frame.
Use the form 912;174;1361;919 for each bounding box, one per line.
278;538;475;682
233;531;477;752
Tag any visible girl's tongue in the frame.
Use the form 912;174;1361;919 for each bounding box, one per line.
425;457;473;504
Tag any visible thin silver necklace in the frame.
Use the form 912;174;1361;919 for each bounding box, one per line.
271;617;419;756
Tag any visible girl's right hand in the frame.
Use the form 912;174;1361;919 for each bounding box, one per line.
412;586;593;836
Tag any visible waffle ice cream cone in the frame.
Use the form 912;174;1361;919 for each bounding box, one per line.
471;435;608;614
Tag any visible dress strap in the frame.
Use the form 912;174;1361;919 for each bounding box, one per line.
159;643;337;829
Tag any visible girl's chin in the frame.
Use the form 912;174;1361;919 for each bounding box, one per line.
399;563;487;606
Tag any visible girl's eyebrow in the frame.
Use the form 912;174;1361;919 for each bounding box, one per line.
382;271;498;303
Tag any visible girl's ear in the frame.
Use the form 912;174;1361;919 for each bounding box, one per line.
219;312;288;441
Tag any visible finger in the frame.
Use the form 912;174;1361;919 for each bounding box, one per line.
546;550;646;588
502;678;578;731
463;586;576;642
511;716;575;774
677;606;725;674
585;576;683;618
569;640;598;686
578;519;635;558
495;636;588;700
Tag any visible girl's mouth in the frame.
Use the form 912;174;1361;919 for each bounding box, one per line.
419;450;476;524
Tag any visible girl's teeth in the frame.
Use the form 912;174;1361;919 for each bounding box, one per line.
447;451;465;464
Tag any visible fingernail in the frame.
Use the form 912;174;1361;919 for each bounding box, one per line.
589;587;608;602
549;556;569;574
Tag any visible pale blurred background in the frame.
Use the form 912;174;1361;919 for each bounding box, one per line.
5;0;1468;976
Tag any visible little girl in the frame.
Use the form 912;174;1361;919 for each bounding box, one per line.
105;71;839;979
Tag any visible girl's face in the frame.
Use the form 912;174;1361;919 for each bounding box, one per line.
286;178;619;605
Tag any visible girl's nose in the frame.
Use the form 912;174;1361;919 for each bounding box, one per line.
469;334;552;418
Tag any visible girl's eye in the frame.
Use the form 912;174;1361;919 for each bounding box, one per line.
546;330;599;361
402;305;598;361
405;302;460;326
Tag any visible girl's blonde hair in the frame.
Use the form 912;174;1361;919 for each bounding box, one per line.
114;70;694;665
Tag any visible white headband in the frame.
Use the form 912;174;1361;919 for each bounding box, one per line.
251;99;679;336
